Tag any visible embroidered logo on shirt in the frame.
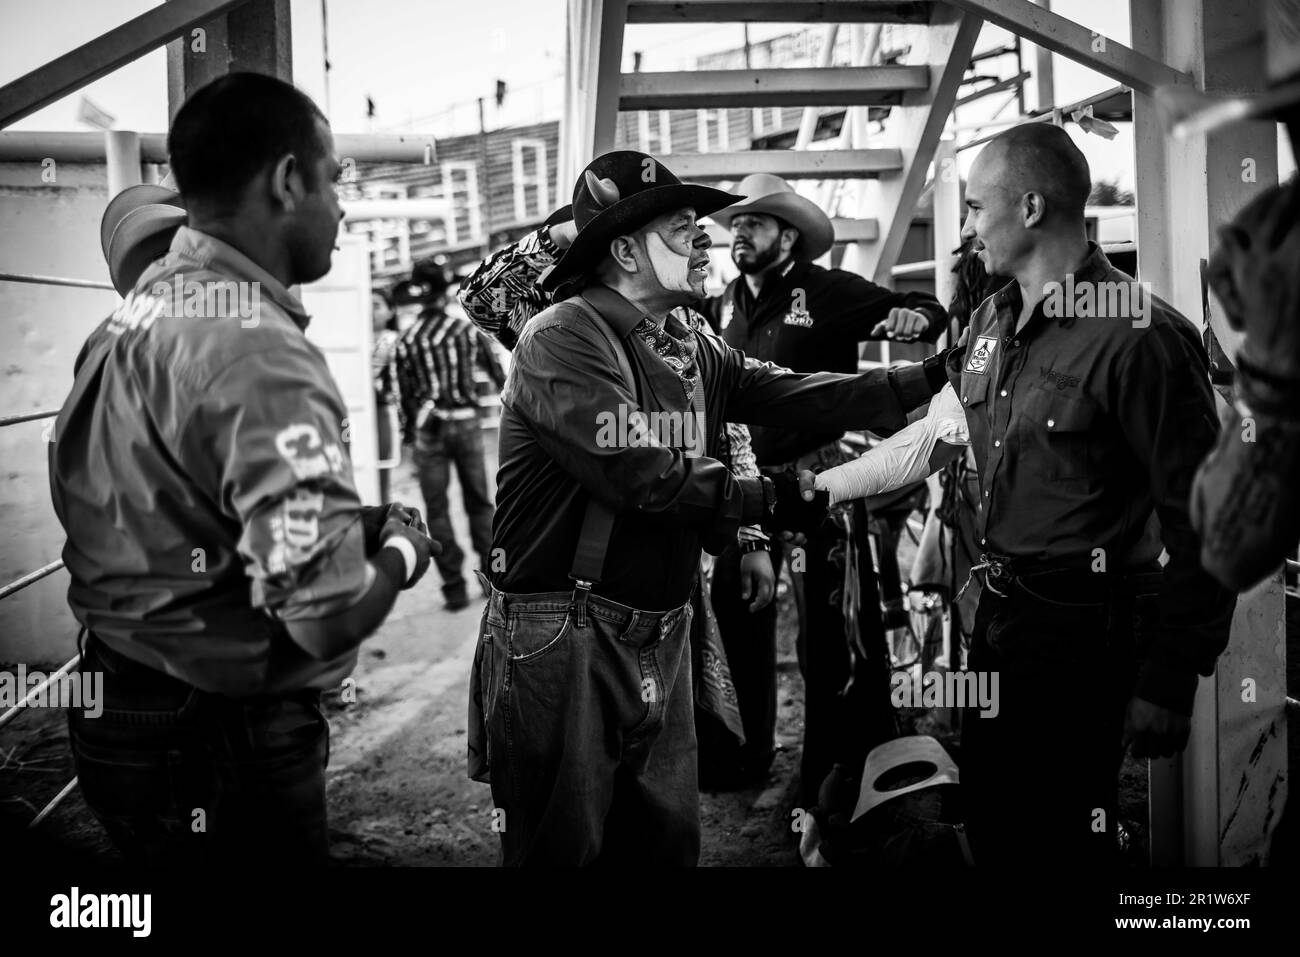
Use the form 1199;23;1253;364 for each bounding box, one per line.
783;308;814;328
1039;366;1081;391
965;336;999;375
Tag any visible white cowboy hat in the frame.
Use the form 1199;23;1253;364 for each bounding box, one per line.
709;172;836;261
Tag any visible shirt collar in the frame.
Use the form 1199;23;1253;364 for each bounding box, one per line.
990;241;1112;320
166;226;312;330
580;284;666;340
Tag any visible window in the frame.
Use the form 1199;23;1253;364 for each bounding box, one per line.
351;182;409;273
637;110;673;153
696;109;729;153
751;107;783;136
511;139;549;223
440;161;482;246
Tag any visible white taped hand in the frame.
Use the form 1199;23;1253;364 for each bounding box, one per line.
815;382;969;505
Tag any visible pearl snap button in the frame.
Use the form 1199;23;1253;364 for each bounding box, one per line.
1047;418;1055;428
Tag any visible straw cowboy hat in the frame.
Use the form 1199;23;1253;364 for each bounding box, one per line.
541;150;742;292
709;172;836;262
100;183;187;295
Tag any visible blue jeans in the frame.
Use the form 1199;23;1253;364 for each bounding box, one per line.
68;636;330;866
470;579;699;866
413;416;494;601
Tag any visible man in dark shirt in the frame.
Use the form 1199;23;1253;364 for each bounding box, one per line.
808;123;1236;866
393;262;506;610
472;150;953;865
705;174;949;804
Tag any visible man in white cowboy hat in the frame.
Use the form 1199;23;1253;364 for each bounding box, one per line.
705;172;950;808
471;149;956;866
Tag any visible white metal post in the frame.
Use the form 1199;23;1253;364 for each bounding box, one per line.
1131;0;1287;867
104;130;141;197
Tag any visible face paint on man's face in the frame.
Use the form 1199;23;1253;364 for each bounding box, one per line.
643;230;696;295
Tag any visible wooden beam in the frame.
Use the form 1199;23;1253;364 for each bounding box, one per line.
0;0;248;130
620;66;929;110
560;0;628;187
859;5;983;283
666;148;902;180
704;217;878;245
0;131;437;164
1131;0;1286;868
167;0;292;118
955;70;1032;107
944;0;1191;95
626;0;932;24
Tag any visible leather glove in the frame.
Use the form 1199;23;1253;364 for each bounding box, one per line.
362;503;430;555
764;470;830;534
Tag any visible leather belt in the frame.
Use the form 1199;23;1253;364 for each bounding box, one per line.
956;552;1162;605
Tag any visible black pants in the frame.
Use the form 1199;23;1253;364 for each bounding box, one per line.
795;499;897;807
413;416;494;602
696;540;782;788
68;636;330;866
960;569;1158;867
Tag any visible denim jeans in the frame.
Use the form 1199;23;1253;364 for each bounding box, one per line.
68;636;330;866
471;578;699;866
413;415;494;601
960;569;1158;867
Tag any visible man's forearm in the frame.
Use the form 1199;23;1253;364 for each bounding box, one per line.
815;383;968;504
283;550;406;660
725;347;953;437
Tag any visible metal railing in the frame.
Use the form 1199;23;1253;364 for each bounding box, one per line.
0;277;85;829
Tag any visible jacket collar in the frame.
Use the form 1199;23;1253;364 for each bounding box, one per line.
163;226;312;330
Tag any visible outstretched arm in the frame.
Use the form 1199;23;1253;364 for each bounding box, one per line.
812;382;968;504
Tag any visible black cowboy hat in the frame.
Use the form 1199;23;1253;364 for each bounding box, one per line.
540;150;742;292
392;257;451;305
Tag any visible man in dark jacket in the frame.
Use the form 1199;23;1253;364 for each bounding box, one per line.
705;174;949;803
469;150;953;866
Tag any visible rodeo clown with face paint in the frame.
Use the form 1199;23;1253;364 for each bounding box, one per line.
465;150;955;866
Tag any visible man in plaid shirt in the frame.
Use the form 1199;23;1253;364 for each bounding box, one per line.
393;261;507;610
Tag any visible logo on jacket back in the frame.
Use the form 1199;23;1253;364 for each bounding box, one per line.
965;335;999;375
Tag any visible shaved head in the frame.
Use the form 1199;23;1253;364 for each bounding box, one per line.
977;123;1092;224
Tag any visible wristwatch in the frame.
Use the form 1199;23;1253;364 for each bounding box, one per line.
739;538;771;554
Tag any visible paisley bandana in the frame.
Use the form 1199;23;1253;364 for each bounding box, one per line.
633;310;700;402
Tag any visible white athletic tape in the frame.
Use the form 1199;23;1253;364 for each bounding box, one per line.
383;535;418;586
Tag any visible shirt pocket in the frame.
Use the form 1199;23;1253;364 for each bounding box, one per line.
1020;383;1098;482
